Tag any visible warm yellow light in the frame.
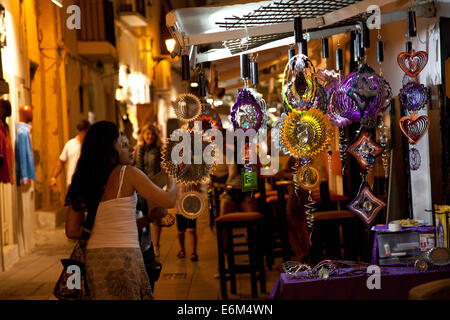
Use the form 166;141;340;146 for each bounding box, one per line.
115;88;122;101
51;0;63;7
190;82;199;88
165;39;176;54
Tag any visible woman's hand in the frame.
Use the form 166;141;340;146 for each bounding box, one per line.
129;167;177;208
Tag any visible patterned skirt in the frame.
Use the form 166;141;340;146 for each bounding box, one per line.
85;247;153;300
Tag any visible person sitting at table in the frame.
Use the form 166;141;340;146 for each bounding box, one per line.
274;156;311;263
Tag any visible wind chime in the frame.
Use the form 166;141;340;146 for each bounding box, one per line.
343;22;392;227
278;17;333;241
316;36;341;181
397;9;430;171
230;52;268;192
163;54;215;220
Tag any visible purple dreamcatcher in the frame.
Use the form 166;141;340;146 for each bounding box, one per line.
399;82;430;112
330;72;360;126
328;72;360;174
230;88;263;131
346;64;391;126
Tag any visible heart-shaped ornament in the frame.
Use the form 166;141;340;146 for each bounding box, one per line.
397;51;428;78
399;114;430;144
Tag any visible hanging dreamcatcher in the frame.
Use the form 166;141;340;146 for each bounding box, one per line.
346;131;387;227
282;54;318;113
230;53;267;192
396;15;430;172
344;25;392;227
280;107;331;160
161;129;216;185
188;105;222;133
230;88;264;131
346;64;391;129
347;130;383;171
280;107;332;239
347;181;386;227
172;93;202;122
176;185;208;219
399;113;429;171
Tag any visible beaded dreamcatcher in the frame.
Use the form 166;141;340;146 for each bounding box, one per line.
230;88;264;131
230;54;268;192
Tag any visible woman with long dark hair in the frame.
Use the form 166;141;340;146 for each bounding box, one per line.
65;121;177;300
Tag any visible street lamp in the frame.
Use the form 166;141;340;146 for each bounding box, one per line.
165;39;176;54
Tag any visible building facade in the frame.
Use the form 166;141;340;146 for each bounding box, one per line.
0;0;173;272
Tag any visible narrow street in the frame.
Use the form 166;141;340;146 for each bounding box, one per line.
0;210;281;300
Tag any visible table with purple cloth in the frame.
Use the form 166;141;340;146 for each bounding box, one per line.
371;225;435;264
269;266;450;300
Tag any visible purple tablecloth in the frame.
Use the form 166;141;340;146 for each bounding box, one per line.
371;225;435;264
269;266;450;300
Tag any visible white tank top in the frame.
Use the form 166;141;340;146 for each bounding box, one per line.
87;166;139;249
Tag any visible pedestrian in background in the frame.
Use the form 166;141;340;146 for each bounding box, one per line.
134;123;173;257
50;119;90;188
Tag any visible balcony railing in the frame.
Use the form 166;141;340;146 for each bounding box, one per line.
118;0;148;27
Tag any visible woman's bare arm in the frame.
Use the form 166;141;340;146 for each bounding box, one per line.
128;166;177;208
65;206;83;239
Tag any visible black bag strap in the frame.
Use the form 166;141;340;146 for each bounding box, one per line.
80;200;100;241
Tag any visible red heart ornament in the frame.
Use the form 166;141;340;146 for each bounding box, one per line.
397;51;428;78
399;114;430;144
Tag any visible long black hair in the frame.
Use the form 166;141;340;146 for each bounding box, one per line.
65;121;120;212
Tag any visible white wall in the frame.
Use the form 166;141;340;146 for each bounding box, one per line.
366;9;444;224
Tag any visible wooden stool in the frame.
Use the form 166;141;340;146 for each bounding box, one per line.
215;212;266;299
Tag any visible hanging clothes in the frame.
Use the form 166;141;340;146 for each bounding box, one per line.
15;122;36;186
0;121;13;183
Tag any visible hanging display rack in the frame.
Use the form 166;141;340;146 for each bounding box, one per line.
166;0;435;63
